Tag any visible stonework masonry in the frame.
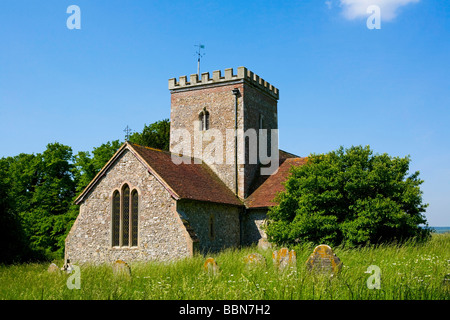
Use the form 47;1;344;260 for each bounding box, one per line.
177;200;240;254
65;150;192;264
170;82;244;197
169;67;279;199
241;209;268;246
65;67;286;264
169;67;279;100
65;148;246;264
242;83;278;198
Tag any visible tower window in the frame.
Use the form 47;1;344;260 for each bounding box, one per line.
199;109;210;131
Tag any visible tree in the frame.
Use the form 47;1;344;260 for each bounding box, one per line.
264;145;430;247
0;118;170;262
0;158;31;263
19;143;77;258
73;140;122;193
0;144;77;260
129;119;170;151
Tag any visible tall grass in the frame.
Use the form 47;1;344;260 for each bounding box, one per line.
1;233;449;300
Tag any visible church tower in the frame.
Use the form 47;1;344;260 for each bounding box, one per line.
168;67;279;199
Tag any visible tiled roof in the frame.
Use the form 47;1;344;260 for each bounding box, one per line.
75;141;303;209
129;143;243;206
246;149;300;196
245;157;308;209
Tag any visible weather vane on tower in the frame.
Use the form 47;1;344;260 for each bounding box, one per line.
195;43;205;76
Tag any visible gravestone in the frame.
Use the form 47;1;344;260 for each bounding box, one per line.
272;248;296;271
112;259;132;278
257;238;272;250
244;253;266;268
306;244;342;274
47;263;60;273
203;257;220;275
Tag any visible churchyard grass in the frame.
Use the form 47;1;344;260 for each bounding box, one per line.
0;233;448;300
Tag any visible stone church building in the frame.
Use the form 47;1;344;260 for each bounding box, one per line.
65;67;306;264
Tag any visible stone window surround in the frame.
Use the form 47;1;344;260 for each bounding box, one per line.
111;182;141;249
199;107;210;131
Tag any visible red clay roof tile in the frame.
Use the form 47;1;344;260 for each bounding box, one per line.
245;157;308;209
129;143;243;206
75;142;302;209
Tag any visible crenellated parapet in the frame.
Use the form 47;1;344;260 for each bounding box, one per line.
169;67;279;100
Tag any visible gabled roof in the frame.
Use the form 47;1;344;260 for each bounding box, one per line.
245;157;308;209
74;141;306;209
75;142;243;206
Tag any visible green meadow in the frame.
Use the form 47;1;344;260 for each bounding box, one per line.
1;233;449;300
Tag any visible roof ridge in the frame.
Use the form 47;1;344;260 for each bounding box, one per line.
129;142;205;164
128;142;169;154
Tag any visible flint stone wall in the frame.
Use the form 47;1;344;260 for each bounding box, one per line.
241;209;268;246
65;150;193;264
177;200;240;254
169;68;279;200
170;82;244;198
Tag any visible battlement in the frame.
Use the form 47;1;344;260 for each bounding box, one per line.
168;67;279;100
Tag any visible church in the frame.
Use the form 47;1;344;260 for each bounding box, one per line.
64;67;307;264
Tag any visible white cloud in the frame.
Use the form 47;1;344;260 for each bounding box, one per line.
339;0;419;21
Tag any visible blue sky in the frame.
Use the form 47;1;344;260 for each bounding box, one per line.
0;0;449;226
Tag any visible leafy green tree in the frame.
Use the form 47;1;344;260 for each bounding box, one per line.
0;153;45;261
129;119;170;151
265;145;430;247
0;118;170;261
73;140;121;193
18;143;76;258
0;158;31;263
0;144;77;260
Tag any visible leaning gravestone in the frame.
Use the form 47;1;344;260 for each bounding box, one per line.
112;259;132;278
244;253;266;268
306;244;342;274
203;257;220;275
272;248;296;271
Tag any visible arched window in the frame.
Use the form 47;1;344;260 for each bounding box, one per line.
199;108;210;131
122;184;130;247
112;185;139;247
131;190;139;247
112;191;120;247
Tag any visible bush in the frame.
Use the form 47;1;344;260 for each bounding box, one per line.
264;145;431;247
